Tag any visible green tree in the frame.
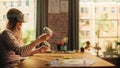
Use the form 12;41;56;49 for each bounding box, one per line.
22;29;35;45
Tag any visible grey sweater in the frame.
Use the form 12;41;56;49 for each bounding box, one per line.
0;29;36;63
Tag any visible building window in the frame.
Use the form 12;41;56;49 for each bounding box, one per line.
3;1;6;6
3;15;6;20
86;7;89;13
80;19;84;23
111;7;115;13
86;31;89;37
11;1;14;7
103;7;107;12
95;7;97;13
26;0;29;6
81;7;84;13
18;0;21;6
119;7;120;13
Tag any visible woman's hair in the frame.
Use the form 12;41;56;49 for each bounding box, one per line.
6;8;24;30
6;8;24;45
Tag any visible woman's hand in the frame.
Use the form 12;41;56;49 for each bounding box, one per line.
28;45;48;56
38;33;53;42
39;45;48;53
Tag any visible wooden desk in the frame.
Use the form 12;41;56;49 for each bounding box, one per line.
17;53;115;68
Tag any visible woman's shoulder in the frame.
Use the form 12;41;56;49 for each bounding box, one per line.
2;29;13;34
1;29;14;36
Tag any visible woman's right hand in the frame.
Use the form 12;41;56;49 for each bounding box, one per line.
38;33;52;42
39;45;48;53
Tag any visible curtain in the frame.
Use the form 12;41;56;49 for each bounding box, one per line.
36;0;48;38
36;0;48;48
68;0;79;51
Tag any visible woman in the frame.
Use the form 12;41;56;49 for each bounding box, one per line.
0;8;52;68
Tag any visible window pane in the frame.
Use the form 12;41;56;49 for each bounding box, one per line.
26;0;29;6
111;7;115;13
79;0;120;57
0;0;36;45
98;20;117;37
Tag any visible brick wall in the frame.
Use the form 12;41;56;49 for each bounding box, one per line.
48;12;68;50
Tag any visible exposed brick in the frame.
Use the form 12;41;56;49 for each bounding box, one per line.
48;12;68;50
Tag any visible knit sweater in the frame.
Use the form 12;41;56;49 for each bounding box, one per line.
0;29;41;63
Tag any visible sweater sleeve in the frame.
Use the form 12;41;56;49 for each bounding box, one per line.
2;30;40;57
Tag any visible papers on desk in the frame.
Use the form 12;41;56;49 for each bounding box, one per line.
49;58;96;67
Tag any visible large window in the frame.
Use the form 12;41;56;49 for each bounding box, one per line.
79;0;120;56
0;0;36;45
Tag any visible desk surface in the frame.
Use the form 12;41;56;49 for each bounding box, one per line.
18;52;115;68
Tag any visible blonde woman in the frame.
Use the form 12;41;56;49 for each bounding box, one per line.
0;8;52;68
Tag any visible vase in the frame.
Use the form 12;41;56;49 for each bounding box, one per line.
80;47;84;52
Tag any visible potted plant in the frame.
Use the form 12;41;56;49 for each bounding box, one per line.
116;41;120;54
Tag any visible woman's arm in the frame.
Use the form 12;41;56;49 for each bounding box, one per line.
2;30;52;57
28;45;48;56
